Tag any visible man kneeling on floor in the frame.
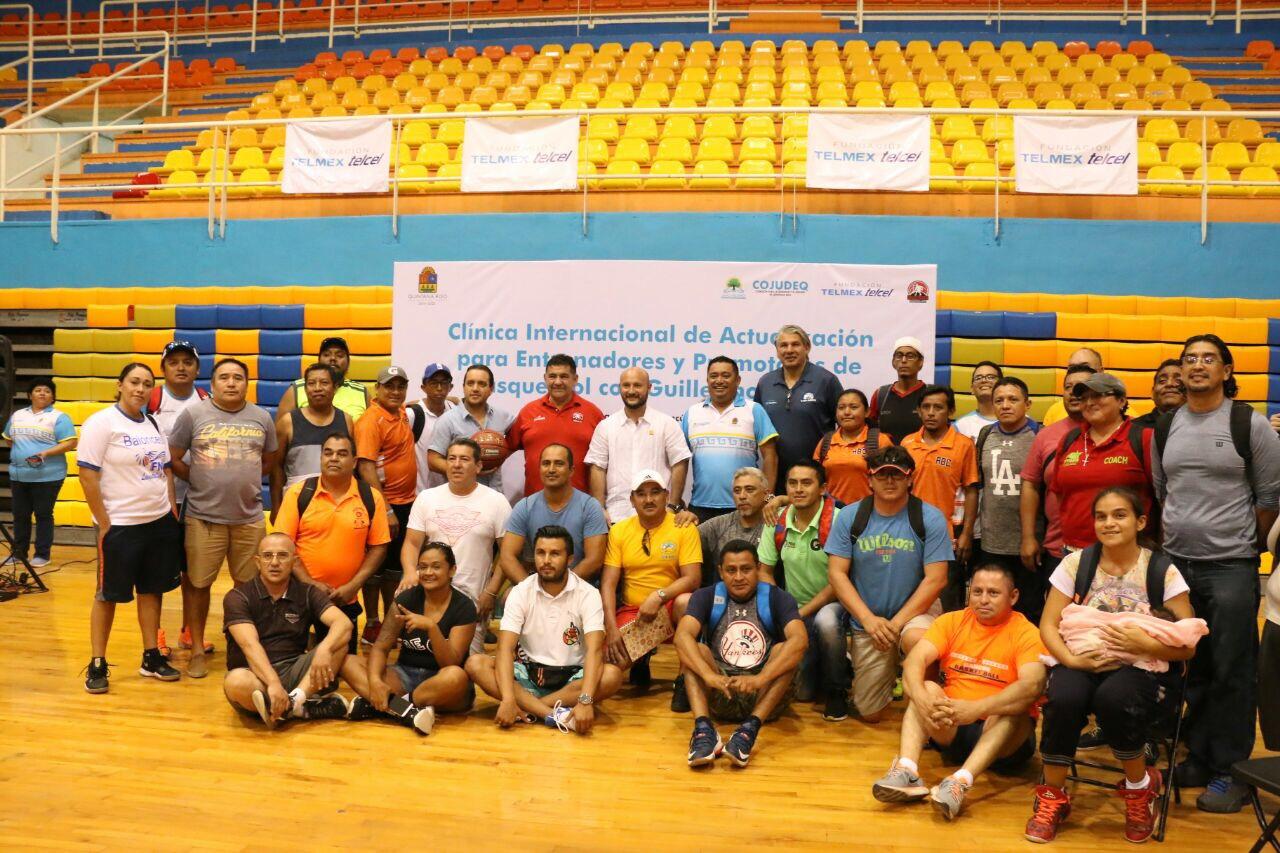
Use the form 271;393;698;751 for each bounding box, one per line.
677;539;808;768
222;533;355;728
873;563;1047;820
467;525;624;734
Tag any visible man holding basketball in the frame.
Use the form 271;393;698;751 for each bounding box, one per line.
428;364;514;495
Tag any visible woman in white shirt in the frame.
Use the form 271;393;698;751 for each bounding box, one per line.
78;363;183;694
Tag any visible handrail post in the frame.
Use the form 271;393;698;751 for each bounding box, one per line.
173;0;180;38
327;0;335;48
50;130;60;244
91;85;100;149
132;0;139;49
1200;115;1208;245
447;0;453;43
65;0;72;51
219;124;228;238
993;159;1001;239
250;0;257;52
278;0;284;42
161;37;170;114
1122;0;1128;26
97;6;104;58
203;0;210;46
1209;0;1216;23
856;0;863;33
1142;0;1148;35
354;0;361;38
1236;0;1242;34
27;9;34;114
391;117;401;237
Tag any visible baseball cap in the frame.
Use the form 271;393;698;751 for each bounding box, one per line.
892;336;924;357
377;366;409;384
162;340;200;362
868;446;915;477
422;362;452;382
319;336;350;355
630;468;669;492
1072;372;1127;398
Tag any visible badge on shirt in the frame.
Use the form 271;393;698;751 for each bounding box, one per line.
563;622;581;646
572;412;584;423
660;541;677;560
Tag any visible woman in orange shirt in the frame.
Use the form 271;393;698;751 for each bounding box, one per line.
813;389;891;505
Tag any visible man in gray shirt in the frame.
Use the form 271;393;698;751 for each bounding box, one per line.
697;467;768;587
427;364;514;494
1152;334;1280;814
170;357;279;679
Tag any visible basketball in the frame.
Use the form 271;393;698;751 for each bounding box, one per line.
471;428;510;473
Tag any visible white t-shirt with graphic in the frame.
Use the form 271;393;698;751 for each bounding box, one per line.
406;482;511;600
1049;547;1190;613
76;405;172;526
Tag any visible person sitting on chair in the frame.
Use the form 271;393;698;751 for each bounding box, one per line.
1026;486;1197;845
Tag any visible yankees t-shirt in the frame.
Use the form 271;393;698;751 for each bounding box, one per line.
393;584;478;672
686;584;801;674
405;483;511;601
978;422;1039;556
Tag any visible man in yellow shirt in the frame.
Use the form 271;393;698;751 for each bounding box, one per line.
601;468;702;692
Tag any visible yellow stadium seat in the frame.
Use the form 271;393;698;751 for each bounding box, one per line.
92;329;132;352
1224;119;1264;145
216;329;258;354
780;137;806;164
1137;140;1162;170
1185;119;1222;145
613;138;652;165
696;136;735;164
735;159;776;189
1211;141;1251;171
1180;80;1213;106
1191;165;1242;196
1165;141;1203;171
739;136;777;163
52;329;95;352
950;138;991;167
415;142;450;168
396;163;430;192
652;137;693;165
658;116;696;143
1004;340;1060;367
623;116;658;142
436;120;465;146
1240;165;1280;196
941;116;978;143
1142;118;1181;145
646;160;688;189
691;159;732;188
960;162;999;192
229;146;264;174
930;161;957;192
599;159;642;189
54;501;95;527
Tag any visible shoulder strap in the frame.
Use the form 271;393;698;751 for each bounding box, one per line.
1146;550;1170;609
816;495;836;547
705;582;729;643
817;430;834;465
144;413;161;435
355;479;376;519
409;401;427;443
871;384;890;424
1073;543;1103;604
773;509;788;556
906;495;926;543
1153;410;1174;461
297;476;320;517
1230;400;1257;499
1127;419;1148;473
849;497;876;543
975;423;995;486
756;582;774;636
148;386;164;413
866;425;880;459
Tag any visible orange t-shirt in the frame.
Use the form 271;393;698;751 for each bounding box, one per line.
814;426;892;506
354;403;417;505
273;477;392;601
900;426;979;521
923;608;1046;704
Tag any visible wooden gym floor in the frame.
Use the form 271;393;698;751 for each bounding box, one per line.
0;547;1267;851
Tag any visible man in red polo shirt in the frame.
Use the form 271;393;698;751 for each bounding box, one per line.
508;354;604;497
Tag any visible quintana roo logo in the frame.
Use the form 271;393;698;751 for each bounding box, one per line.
418;266;439;293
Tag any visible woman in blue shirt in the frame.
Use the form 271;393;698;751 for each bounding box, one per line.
2;378;77;567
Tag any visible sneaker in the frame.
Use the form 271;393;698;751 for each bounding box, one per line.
1174;757;1212;789
687;719;723;767
139;649;181;682
823;691;849;722
1196;774;1248;814
84;657;110;694
724;717;761;767
892;676;905;701
931;775;971;821
361;620;381;646
156;628;172;659
1078;725;1106;751
670;674;690;713
179;626;215;655
629;654;652;690
411;705;436;736
302;693;351;720
29;556;50;568
1025;784;1072;843
0;555;19;567
872;761;929;803
1116;769;1161;842
348;696;377;721
251;689;280;729
545;700;576;734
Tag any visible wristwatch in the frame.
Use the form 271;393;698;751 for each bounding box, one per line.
667;502;685;513
578;693;594;706
657;588;668;602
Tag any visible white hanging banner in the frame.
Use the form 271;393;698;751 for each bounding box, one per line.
281;117;391;194
1014;115;1138;196
805;113;931;192
460;115;579;193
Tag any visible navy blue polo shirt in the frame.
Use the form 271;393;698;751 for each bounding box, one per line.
753;361;843;492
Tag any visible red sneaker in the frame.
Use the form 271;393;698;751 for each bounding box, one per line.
156;628;172;659
179;625;215;655
1025;784;1071;843
361;620;381;646
1116;769;1161;843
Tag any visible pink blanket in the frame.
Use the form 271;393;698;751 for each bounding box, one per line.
1047;604;1208;673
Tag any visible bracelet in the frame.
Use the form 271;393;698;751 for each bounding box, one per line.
481;589;497;599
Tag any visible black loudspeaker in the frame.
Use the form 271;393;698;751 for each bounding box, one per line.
0;334;12;426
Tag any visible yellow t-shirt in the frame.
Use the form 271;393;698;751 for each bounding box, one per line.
604;513;703;606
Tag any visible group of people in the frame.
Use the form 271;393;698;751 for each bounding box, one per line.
10;322;1280;843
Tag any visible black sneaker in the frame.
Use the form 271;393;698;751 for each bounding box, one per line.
823;691;849;722
688;718;723;767
84;657;110;694
1175;757;1212;789
1078;725;1106;751
629;654;652;690
349;696;377;721
670;674;690;713
302;693;351;720
725;717;761;767
139;649;181;682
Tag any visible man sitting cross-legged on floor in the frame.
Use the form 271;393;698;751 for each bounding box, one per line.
344;540;477;736
221;533;355;729
872;562;1047;820
677;539;808;768
468;525;624;735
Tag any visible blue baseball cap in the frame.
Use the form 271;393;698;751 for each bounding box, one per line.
422;362;452;382
162;340;200;362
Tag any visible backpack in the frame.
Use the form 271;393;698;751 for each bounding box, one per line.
296;476;376;520
147;385;208;414
1049;419;1151;488
817;426;880;467
1071;542;1170;609
408;402;428;443
845;495;928;581
870;384;892;426
1153;401;1257;500
771;495;837;590
704;580;775;644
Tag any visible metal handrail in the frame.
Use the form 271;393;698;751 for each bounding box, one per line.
0;4;34;115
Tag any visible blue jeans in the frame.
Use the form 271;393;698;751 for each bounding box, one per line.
1173;556;1259;775
799;602;849;699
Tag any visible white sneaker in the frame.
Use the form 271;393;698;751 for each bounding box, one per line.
412;705;435;735
546;700;577;733
29;556;50;568
0;555;18;567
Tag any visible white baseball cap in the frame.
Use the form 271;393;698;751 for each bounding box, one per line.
630;468;669;492
892;336;924;357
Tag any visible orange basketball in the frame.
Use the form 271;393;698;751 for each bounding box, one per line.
471;428;510;474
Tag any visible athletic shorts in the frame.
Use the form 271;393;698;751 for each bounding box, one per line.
185;516;265;589
934;718;1037;773
615;599;677;630
97;512;182;603
514;660;584;697
228;649;337;714
706;663;795;723
849;604;940;717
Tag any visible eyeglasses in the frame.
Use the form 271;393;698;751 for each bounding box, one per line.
259;552;292;563
892;352;922;362
871;470;908;482
972;374;1000;383
1181;354;1220;366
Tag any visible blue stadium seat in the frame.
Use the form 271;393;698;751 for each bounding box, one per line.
217;305;262;329
260;305;306;329
1002;312;1056;340
258;356;302;381
1270;346;1280;375
936;310;953;337
260;330;304;355
175;305;218;328
261;404;278;422
174;329;217;356
935;337;952;366
1271;375;1280;404
257;380;293;405
1269;318;1280;347
949;310;1005;338
195;379;212;394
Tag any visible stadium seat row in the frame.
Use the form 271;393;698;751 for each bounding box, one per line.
51;352;390;380
52;327;391;353
938;310;1280;345
939;337;1280;373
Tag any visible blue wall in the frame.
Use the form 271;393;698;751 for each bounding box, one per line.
0;212;1276;297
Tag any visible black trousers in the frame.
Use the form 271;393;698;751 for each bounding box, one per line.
1040;664;1161;766
10;479;62;559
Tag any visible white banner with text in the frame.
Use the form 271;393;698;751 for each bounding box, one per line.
281;118;391;194
805;113;931;192
460;115;579;193
1014;115;1138;195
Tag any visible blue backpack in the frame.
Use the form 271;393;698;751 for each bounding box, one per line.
704;581;775;643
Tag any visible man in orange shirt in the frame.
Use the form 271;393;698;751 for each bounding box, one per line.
273;433;391;652
872;563;1047;821
900;385;980;611
354;366;418;643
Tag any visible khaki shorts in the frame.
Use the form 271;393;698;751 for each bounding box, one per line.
185;516;265;589
850;601;942;717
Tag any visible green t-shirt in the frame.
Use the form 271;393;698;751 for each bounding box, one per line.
756;503;840;607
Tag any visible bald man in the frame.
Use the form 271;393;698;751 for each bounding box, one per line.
1042;348;1104;426
222;533;359;728
586;368;692;524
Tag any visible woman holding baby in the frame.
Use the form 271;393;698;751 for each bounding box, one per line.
1023;486;1204;845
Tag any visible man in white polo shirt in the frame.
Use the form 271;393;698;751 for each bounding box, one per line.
587;367;691;525
467;525;624;734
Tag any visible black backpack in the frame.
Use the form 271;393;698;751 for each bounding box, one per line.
817;425;880;466
1071;542;1170;608
844;495;928;581
408;402;428;443
1153;401;1257;499
1048;420;1149;478
296;476;376;519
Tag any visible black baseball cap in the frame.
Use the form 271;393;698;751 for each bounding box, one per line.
319;336;349;355
162;340;200;362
